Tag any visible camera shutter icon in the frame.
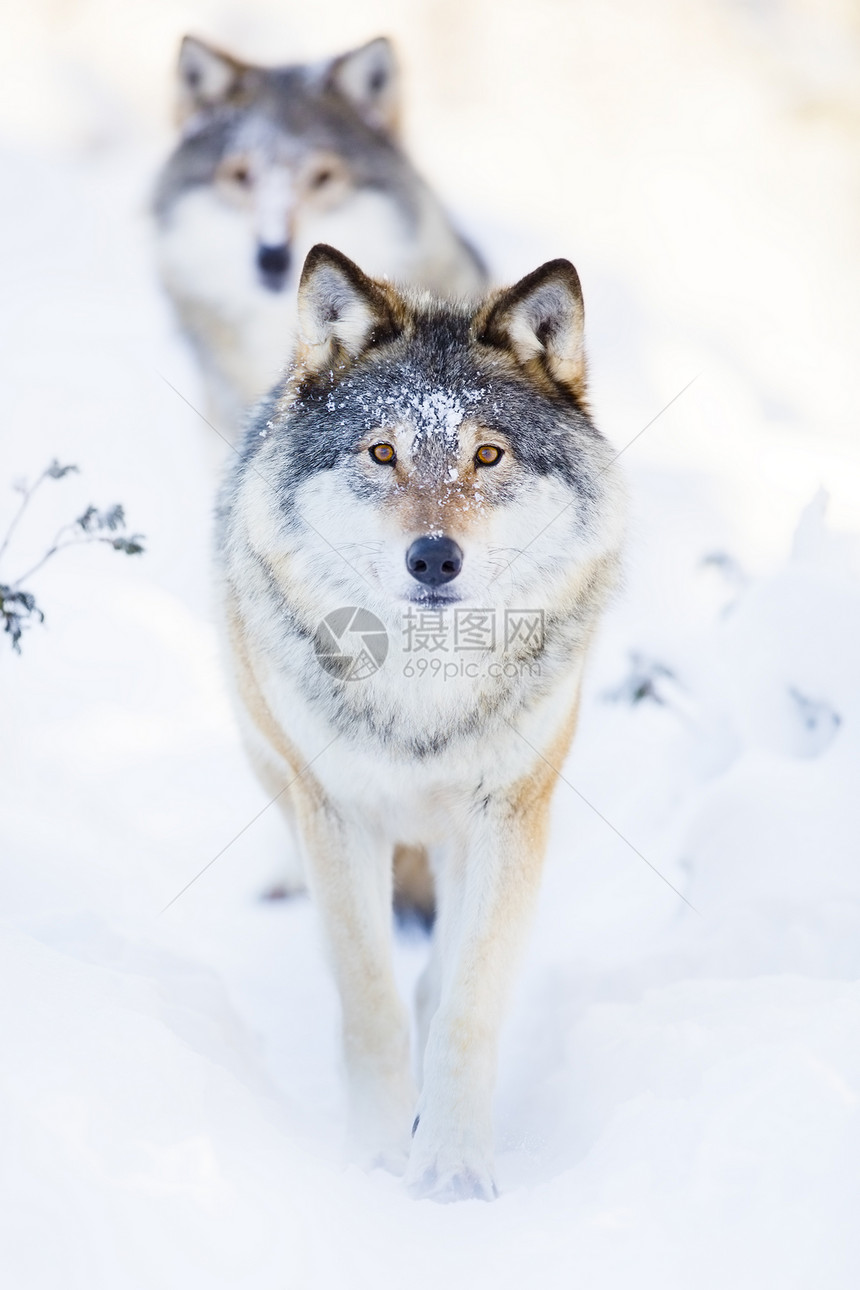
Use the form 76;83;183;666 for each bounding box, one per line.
314;606;389;681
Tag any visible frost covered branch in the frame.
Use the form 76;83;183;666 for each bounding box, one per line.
0;461;145;654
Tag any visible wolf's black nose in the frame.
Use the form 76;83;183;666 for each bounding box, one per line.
406;536;463;586
257;243;290;289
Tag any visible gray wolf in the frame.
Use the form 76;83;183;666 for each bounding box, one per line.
216;244;625;1200
154;35;487;437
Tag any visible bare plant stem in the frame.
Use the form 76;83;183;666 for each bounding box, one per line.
12;533;123;589
0;469;50;566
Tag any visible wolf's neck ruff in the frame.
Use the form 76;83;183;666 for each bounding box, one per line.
215;244;625;1201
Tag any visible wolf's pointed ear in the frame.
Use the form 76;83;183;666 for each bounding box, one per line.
176;36;248;122
328;38;401;138
296;244;400;375
478;260;587;402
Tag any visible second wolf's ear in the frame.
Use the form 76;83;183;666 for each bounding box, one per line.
176;36;248;123
296;244;399;374
328;38;401;138
478;260;587;402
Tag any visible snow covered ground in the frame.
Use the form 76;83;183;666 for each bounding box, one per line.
1;2;859;1287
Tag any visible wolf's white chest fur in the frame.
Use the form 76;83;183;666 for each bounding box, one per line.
255;625;584;844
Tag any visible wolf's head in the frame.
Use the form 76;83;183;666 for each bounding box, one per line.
225;246;625;682
155;35;421;296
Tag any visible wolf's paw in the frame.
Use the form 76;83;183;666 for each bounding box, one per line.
348;1122;411;1177
406;1162;498;1203
347;1079;415;1179
363;1142;410;1177
260;881;306;902
349;1134;411;1178
404;1120;497;1202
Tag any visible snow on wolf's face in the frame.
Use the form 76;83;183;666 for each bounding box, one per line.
257;246;624;626
289;381;597;616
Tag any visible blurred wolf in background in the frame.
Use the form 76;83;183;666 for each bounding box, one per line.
153;35;487;437
216;243;625;1199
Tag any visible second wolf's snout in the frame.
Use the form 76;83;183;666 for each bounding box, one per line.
256;243;291;291
405;535;463;586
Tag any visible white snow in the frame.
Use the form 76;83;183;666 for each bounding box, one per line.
1;2;859;1287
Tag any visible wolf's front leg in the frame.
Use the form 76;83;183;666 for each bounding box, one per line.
297;799;416;1172
405;781;554;1201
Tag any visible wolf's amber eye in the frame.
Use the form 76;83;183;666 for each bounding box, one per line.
311;168;333;189
475;444;504;467
223;159;252;187
369;443;396;465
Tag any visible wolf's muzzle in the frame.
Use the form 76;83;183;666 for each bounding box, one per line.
256;243;291;291
406;535;463;586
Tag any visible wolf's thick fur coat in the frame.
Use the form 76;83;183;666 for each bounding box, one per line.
216;245;625;1199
